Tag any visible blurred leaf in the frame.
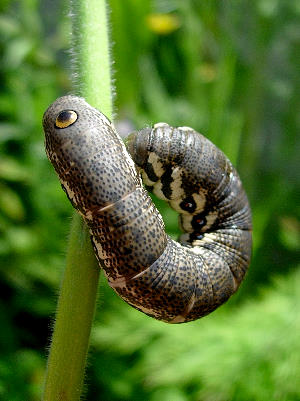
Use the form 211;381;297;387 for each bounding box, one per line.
0;15;19;39
197;62;217;83
146;13;181;35
279;216;300;251
0;183;25;221
6;226;39;253
0;158;30;182
91;267;300;401
3;37;34;70
257;0;280;17
0;123;24;141
0;350;44;401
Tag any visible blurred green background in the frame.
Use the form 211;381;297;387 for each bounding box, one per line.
0;0;299;400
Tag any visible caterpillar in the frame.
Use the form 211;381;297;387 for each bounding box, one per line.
43;95;252;323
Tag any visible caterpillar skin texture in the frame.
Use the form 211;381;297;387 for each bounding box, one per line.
43;95;252;324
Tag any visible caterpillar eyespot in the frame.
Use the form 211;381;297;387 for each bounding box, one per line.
43;95;252;324
55;110;78;128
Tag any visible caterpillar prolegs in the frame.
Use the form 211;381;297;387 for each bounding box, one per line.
43;95;252;323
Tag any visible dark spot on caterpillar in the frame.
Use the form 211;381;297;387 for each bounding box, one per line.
160;165;174;199
145;185;154;192
144;161;159;182
191;213;207;230
190;232;204;242
123;247;132;255
179;172;199;197
180;196;197;213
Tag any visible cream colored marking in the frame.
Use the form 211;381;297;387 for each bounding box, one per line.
93;238;109;259
153;122;169;128
153;181;169;200
232;276;239;291
169;167;185;200
85;210;93;220
185;293;196;314
168;185;185;201
186;293;196;315
188;233;218;255
148;152;165;178
180;215;193;232
142;170;156;186
188;244;207;255
60;179;77;205
193;193;206;213
108;277;127;288
103;259;112;268
129;266;151;281
203;232;218;242
85;189;145;222
101;269;129;291
169;315;186;323
177;126;193;131
206;211;218;228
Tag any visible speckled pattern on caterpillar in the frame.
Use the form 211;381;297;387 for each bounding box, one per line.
43;95;252;323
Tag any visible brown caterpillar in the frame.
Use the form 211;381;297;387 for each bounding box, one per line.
43;95;252;323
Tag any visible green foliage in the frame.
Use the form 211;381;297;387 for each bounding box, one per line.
0;0;299;400
89;267;300;401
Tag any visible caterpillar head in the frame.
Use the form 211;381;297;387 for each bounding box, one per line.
43;95;112;172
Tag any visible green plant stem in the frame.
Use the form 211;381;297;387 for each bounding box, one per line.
71;0;113;115
43;0;112;400
43;217;99;401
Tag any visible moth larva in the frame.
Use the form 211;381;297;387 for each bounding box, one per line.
43;95;252;323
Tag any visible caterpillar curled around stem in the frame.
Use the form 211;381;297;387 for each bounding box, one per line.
43;95;252;323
